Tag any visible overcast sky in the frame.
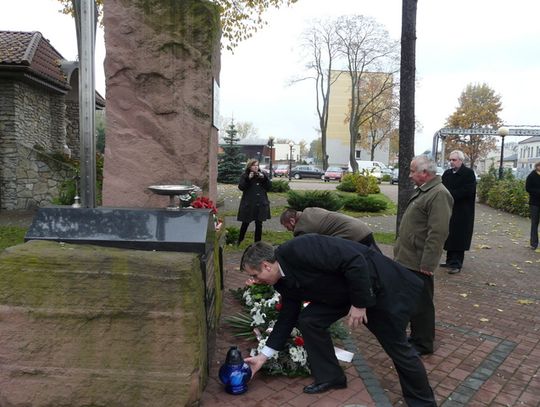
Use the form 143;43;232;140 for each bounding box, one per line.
2;0;539;153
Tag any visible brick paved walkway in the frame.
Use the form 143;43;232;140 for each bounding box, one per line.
202;202;539;407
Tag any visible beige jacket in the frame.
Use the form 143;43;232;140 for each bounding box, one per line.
394;176;453;272
294;207;372;241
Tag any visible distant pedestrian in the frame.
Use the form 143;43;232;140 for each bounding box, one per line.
280;207;381;253
394;155;453;355
441;150;477;274
236;159;271;245
525;161;540;250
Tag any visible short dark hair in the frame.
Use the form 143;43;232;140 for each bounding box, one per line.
279;208;298;225
240;241;276;272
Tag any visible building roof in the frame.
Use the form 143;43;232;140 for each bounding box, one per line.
0;30;71;92
518;136;540;144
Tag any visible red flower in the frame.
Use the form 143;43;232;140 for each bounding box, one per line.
294;336;304;346
275;303;282;311
191;196;217;214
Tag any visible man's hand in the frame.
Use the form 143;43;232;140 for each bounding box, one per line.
347;305;367;329
244;354;268;378
418;268;434;277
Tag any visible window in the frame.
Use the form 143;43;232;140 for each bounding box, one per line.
355;150;361;159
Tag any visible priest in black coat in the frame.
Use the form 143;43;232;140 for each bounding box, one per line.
242;234;437;407
441;150;477;274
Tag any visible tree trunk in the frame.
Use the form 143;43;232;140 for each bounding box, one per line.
396;0;417;233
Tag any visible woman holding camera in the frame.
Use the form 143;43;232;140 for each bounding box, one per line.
237;159;271;245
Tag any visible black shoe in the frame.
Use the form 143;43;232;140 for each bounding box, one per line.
439;263;451;268
303;378;347;394
408;338;433;355
448;268;461;274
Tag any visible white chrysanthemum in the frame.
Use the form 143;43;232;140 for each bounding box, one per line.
289;346;308;366
291;328;301;337
251;309;266;326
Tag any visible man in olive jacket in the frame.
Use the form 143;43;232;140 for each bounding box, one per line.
394;155;453;355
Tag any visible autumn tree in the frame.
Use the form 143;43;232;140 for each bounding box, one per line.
220;117;258;139
445;83;503;168
358;73;399;160
334;15;400;173
57;0;298;50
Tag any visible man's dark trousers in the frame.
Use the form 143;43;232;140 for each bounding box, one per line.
296;261;436;406
409;272;435;354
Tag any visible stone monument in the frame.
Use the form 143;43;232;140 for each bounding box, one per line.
102;0;221;207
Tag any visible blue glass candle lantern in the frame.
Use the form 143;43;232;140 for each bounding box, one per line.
218;346;252;395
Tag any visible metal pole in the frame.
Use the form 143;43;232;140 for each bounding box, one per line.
288;146;293;180
73;0;97;207
268;138;273;179
498;136;505;179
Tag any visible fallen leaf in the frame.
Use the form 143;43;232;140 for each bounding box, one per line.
486;282;497;286
525;260;533;264
517;299;534;305
459;293;468;298
477;244;491;249
497;309;503;312
473;304;479;307
479;318;489;322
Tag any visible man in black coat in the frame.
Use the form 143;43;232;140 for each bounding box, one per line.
242;235;437;407
525;161;540;250
441;150;477;274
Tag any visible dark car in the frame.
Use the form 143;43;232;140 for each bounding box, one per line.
391;168;399;184
323;166;346;182
290;165;324;180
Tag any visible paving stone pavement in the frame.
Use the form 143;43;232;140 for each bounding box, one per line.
2;183;538;406
204;182;539;406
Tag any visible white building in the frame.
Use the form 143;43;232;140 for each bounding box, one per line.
517;136;540;178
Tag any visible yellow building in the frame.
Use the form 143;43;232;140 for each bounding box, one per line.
326;70;392;167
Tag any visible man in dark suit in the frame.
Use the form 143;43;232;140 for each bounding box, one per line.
242;234;437;407
441;150;477;274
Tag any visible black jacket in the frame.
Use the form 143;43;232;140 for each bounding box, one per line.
266;234;423;351
236;171;271;222
525;170;540;207
442;165;476;251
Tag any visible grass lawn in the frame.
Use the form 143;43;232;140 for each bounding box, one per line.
0;226;27;251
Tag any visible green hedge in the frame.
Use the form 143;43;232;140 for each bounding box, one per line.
270;179;290;193
343;195;388;212
478;168;529;217
286;190;343;211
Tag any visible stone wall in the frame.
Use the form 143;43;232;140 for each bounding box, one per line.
0;240;208;407
102;0;221;207
0;79;73;210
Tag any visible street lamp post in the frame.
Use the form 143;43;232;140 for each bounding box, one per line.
288;141;295;181
268;137;274;179
497;126;509;179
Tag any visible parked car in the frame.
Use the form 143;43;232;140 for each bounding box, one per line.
391;168;399;184
273;164;289;177
259;165;270;176
323;166;347;182
347;160;384;182
290;165;324;180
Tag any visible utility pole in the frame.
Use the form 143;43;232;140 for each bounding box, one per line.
73;0;97;207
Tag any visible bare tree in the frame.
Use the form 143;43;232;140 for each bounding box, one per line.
334;15;400;173
296;19;342;170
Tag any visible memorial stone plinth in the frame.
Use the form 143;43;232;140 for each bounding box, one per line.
102;0;221;207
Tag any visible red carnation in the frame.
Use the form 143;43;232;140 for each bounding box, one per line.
275;303;282;311
294;336;304;346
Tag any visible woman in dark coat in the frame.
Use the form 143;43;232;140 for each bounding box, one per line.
441;150;477;274
237;159;271;244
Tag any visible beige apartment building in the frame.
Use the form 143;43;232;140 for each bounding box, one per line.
326;70;392;167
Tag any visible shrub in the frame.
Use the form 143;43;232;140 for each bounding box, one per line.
477;167;497;203
286;190;343;211
270;179;290;193
225;226;239;245
337;172;379;195
486;178;529;217
382;174;391;182
343;195;388;212
336;173;358;192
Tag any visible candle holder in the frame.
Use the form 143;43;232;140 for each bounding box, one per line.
218;346;252;395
